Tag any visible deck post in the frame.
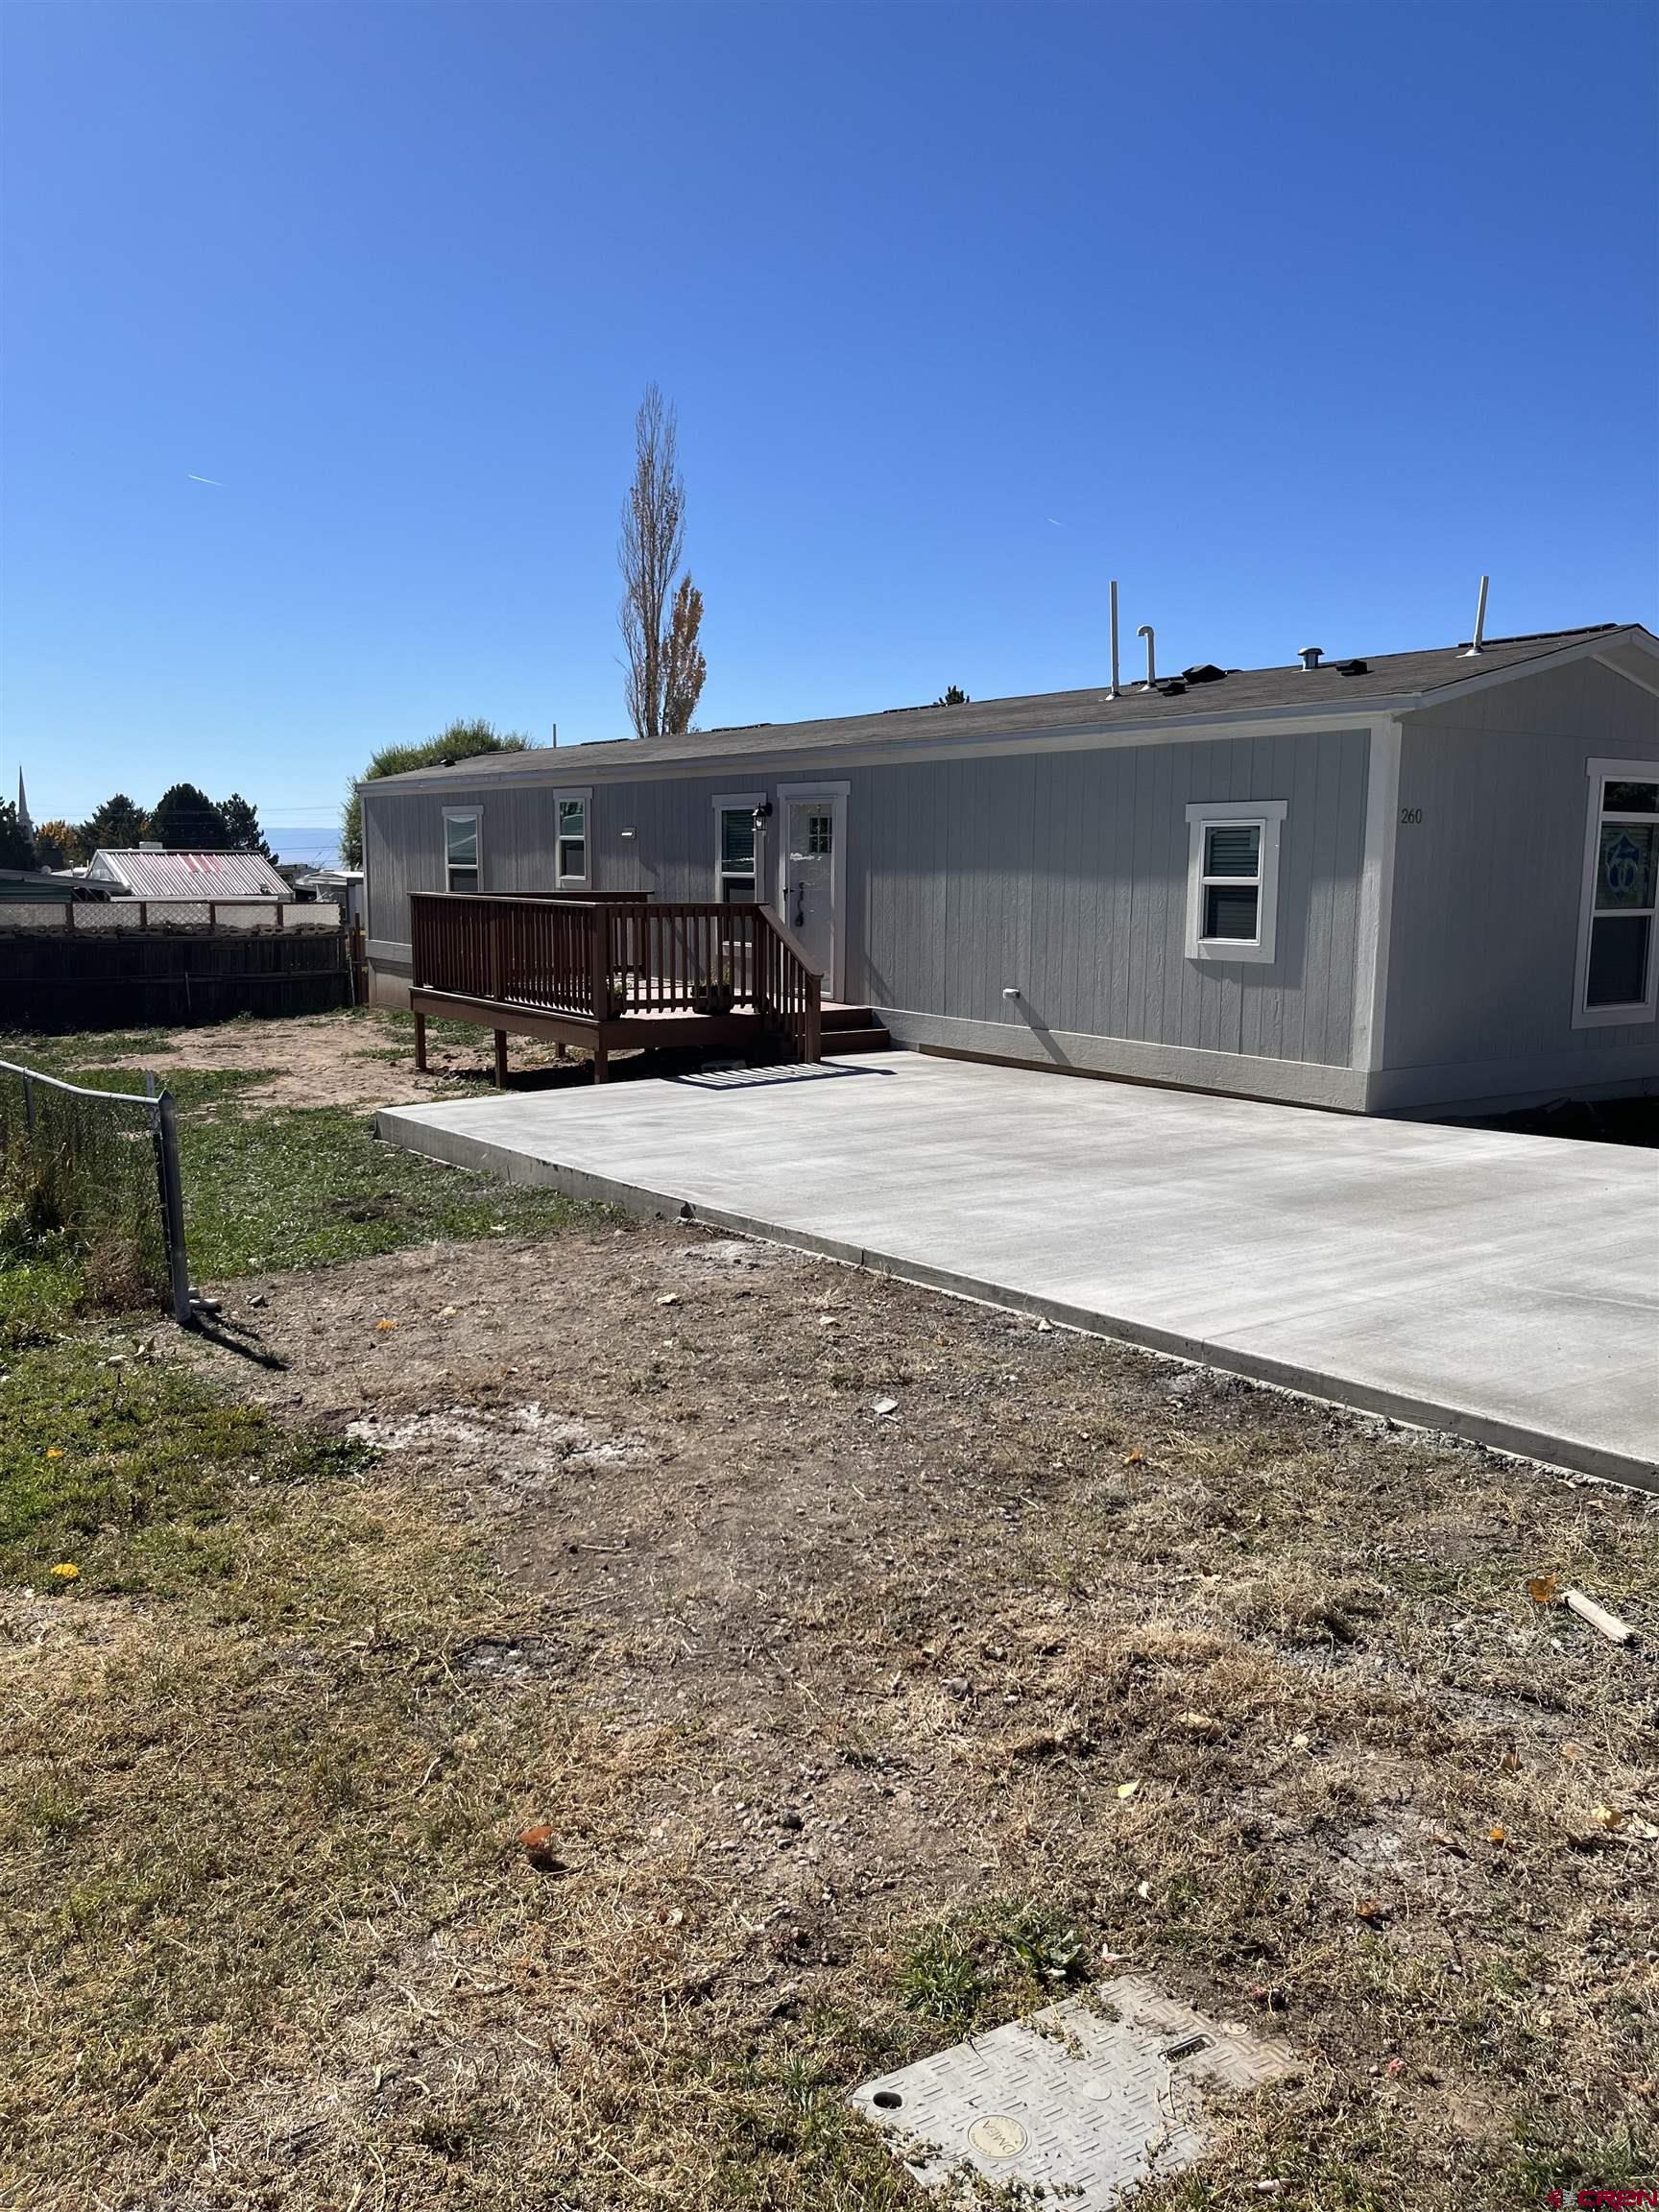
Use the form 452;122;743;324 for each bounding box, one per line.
493;1029;509;1087
805;975;822;1064
413;1009;427;1071
592;1037;609;1085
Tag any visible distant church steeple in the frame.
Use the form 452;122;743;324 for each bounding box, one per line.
15;770;32;840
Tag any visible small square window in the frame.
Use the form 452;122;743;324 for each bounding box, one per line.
1185;800;1286;965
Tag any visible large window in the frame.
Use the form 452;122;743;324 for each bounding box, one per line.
555;790;590;887
444;808;480;894
1185;800;1286;965
1575;760;1659;1026
712;791;766;904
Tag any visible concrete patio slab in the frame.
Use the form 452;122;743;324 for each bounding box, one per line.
378;1054;1659;1489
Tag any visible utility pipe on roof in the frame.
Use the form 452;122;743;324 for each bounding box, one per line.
1109;581;1121;698
1464;575;1490;657
1137;623;1156;688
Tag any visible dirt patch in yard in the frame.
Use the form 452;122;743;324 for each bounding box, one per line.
104;1214;1658;2208
78;1009;586;1112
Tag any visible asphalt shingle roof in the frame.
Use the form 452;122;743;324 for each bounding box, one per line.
371;624;1644;785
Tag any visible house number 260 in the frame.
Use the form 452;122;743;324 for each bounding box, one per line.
1399;806;1424;825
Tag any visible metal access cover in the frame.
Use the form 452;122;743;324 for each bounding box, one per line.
851;1974;1298;2206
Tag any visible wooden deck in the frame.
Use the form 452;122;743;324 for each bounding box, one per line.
407;892;823;1082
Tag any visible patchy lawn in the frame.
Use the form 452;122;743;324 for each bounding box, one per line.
4;1201;1655;2209
3;1013;1655;2205
0;1015;597;1339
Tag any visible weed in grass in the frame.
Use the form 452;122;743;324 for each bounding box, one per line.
899;1924;987;2027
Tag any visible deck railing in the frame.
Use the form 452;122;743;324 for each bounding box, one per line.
409;893;821;1060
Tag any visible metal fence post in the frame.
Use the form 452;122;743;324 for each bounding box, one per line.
155;1090;194;1327
21;1070;33;1133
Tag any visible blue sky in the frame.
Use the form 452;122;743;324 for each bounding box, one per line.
3;0;1655;853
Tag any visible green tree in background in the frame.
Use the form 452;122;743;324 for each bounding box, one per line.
217;793;277;862
0;801;37;870
149;783;230;849
76;793;150;853
340;720;534;868
34;819;83;870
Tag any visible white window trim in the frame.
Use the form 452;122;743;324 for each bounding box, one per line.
1184;799;1286;965
553;785;592;890
711;789;767;903
443;805;482;894
1573;755;1659;1029
776;780;849;1000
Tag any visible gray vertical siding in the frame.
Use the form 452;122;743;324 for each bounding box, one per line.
1378;658;1659;1104
363;728;1373;1078
857;728;1370;1068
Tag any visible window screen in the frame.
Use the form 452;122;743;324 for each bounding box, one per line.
1585;783;1656;1011
1200;820;1262;941
718;807;757;903
445;813;479;895
557;797;587;883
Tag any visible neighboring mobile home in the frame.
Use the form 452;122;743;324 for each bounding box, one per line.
358;621;1659;1114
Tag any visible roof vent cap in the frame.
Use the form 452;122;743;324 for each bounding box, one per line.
1298;645;1323;671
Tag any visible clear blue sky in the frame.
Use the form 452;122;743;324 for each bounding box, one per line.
3;0;1655;850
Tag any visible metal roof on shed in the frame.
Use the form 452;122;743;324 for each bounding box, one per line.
89;849;293;898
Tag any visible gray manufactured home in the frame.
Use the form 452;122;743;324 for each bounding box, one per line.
359;621;1659;1114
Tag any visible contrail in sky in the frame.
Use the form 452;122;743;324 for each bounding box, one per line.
187;473;225;487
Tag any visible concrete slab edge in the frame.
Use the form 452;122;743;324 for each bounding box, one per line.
375;1108;1659;1499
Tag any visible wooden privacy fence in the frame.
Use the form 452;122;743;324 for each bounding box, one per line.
410;893;822;1061
0;925;354;1032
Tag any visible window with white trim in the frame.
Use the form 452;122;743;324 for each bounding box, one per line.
712;791;766;905
444;807;480;894
1184;800;1286;965
555;790;590;887
1575;760;1659;1025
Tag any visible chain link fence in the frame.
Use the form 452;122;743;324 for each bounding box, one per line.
0;1059;191;1323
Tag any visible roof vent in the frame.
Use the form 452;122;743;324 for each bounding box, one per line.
1182;663;1228;685
1298;645;1323;671
1337;658;1370;677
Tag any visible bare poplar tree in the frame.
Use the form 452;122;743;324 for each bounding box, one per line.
618;385;707;738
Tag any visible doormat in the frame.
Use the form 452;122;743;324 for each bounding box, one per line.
850;1974;1298;2206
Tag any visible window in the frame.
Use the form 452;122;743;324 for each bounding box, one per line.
719;807;757;903
555;790;590;887
1185;800;1286;965
1575;759;1659;1027
712;791;766;904
444;808;480;894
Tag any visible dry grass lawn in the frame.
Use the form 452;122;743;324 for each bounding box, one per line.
5;1204;1656;2210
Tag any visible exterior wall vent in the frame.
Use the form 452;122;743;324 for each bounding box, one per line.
1298;646;1323;671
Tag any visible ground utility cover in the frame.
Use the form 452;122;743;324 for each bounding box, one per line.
850;1974;1297;2204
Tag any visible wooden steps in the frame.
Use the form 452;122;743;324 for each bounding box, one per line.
821;1003;893;1054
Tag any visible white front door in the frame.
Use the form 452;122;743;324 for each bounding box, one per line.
777;784;845;996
